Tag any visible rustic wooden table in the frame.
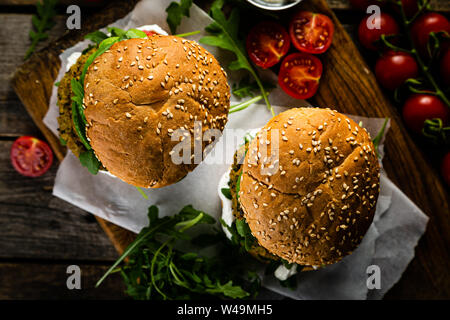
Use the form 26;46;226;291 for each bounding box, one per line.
0;0;449;299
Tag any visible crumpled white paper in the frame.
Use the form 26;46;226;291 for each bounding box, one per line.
44;0;428;300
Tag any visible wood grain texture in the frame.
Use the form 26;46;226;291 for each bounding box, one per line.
9;0;450;299
0;262;125;299
0;140;119;261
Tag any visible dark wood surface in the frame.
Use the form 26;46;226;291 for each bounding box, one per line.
2;0;449;299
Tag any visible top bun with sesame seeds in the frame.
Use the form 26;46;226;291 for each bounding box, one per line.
82;35;230;188
238;107;380;267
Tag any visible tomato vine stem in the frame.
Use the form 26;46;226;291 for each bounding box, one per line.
394;0;450;108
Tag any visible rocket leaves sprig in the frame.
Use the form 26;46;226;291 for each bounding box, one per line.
25;0;58;60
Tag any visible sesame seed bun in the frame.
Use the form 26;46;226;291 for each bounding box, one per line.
82;36;230;187
239;108;380;266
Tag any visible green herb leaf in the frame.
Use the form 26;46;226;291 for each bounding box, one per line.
232;77;274;98
199;1;274;115
25;0;58;60
97;205;260;299
166;0;193;34
206;280;249;299
372;118;389;158
107;27;127;38
125;28;148;39
84;30;108;45
79;150;100;175
59;136;67;146
221;187;232;200
70;101;91;150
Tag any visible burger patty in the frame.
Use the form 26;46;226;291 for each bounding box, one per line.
229;143;279;262
57;48;96;157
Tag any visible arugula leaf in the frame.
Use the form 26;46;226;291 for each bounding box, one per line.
84;30;108;45
125;28;148;39
59;136;66;146
232;76;275;99
97;205;260;300
71;27;153;175
79;150;100;175
166;0;193;34
372;118;389;158
221;187;232;200
107;27;127;38
71;102;91;150
25;0;58;60
199;1;274;115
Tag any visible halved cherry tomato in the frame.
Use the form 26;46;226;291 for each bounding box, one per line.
10;136;53;177
289;11;334;54
246;21;290;69
278;52;323;99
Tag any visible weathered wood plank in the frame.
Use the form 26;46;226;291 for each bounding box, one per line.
0;100;40;136
0;262;125;299
0;14;67;102
0;140;120;261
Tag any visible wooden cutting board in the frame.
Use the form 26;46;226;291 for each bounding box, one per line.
11;0;450;298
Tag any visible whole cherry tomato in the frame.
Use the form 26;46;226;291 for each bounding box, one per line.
440;47;450;86
358;12;399;51
10;136;54;177
441;152;450;186
278;52;323;99
375;50;419;90
289;11;334;54
411;13;450;56
402;94;449;134
246;21;290;69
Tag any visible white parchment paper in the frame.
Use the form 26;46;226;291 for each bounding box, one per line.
43;0;428;300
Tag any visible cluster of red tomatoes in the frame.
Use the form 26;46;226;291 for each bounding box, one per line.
245;11;334;100
351;0;450;186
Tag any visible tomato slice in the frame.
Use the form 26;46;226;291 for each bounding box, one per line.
143;30;158;37
278;52;323;99
289;11;334;54
246;21;290;69
10;136;53;177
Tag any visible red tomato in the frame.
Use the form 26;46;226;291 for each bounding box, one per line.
10;136;53;177
411;13;450;56
441;152;450;186
375;50;418;90
143;30;158;37
246;21;290;69
402;94;450;134
278;52;323;99
358;12;399;51
349;0;386;11
289;11;334;54
440;48;450;86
